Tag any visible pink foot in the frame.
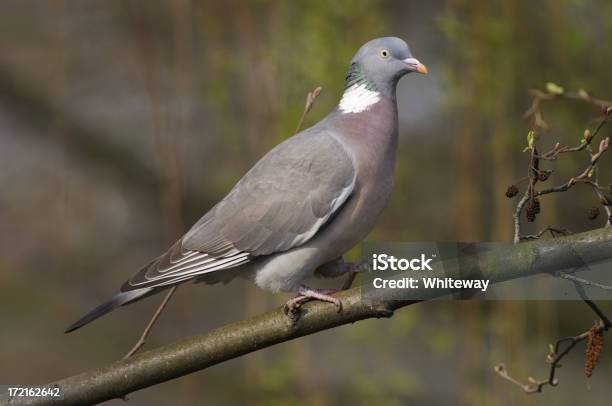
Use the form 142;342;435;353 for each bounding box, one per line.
284;285;343;315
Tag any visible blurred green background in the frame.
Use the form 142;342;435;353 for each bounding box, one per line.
1;0;611;405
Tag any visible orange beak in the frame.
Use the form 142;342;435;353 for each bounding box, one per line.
403;58;428;74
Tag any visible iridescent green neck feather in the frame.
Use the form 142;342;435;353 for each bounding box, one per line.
344;63;378;92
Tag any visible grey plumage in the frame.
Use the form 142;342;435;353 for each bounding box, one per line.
64;288;152;333
66;37;426;332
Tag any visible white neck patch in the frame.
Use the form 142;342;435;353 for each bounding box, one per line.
338;84;381;114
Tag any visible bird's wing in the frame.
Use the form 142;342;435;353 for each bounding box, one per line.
121;129;356;291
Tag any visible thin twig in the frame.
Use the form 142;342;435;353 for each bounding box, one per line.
571;280;612;328
557;272;612;292
495;319;607;393
497;275;612;394
513;147;538;243
536;137;609;197
590;187;612;227
513;189;530;243
514;134;609;241
583;300;612;329
534;116;608;160
519;226;571;241
523;88;612;128
295;87;322;133
587;145;612;227
494;363;552;393
124;286;177;359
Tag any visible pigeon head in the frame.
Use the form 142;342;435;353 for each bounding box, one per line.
339;37;426;113
351;37;427;87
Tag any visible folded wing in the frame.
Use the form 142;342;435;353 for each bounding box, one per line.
122;129;356;291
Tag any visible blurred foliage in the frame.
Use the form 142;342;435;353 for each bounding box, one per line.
1;1;612;405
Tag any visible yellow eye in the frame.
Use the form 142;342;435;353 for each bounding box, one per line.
380;49;389;58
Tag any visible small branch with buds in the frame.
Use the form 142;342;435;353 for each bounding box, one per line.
495;280;612;393
495;318;608;393
523;85;612;131
507;86;612;242
497;280;611;393
519;226;571;241
535;137;609;197
499;85;612;393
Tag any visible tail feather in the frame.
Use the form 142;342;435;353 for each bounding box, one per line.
64;288;152;333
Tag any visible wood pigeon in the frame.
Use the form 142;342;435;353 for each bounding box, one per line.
65;37;427;332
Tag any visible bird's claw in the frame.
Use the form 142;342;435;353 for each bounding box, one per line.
326;296;343;313
283;286;343;322
283;296;307;315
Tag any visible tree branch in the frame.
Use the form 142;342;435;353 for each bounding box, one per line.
6;227;612;406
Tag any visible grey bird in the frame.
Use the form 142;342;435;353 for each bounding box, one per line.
65;37;427;333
